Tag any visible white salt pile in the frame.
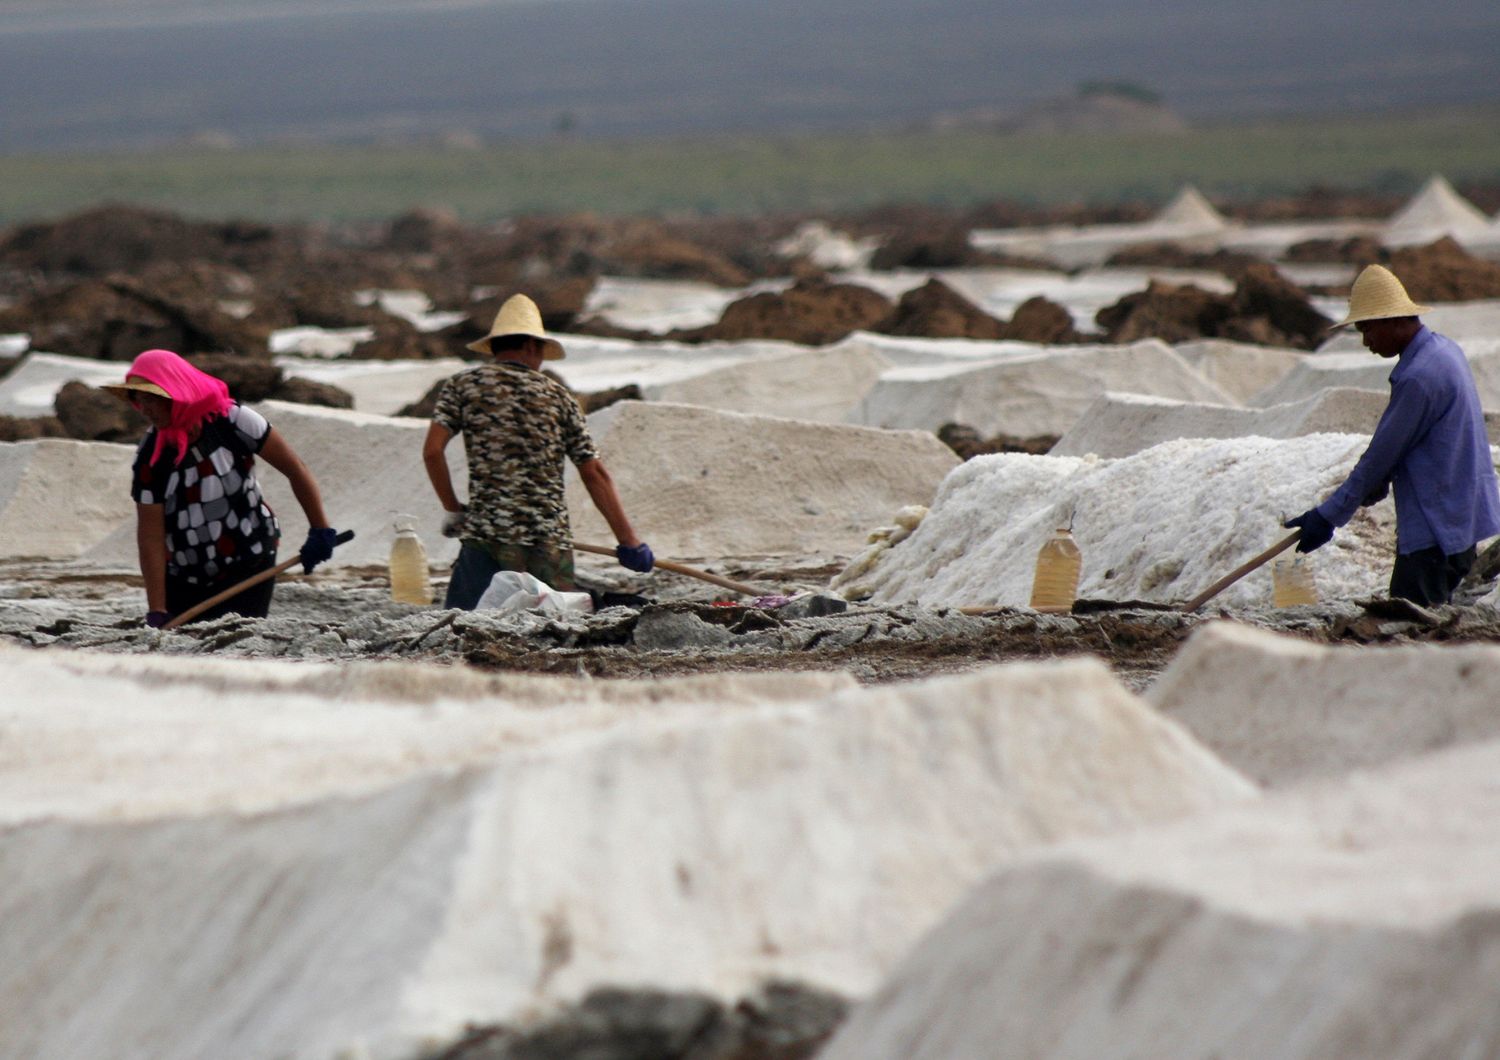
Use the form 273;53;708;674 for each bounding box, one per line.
851;340;1236;437
0;439;134;560
1149;622;1500;787
1257;339;1500;409
1382;174;1494;249
0;648;1251;1060
837;434;1397;609
1050;388;1408;459
820;735;1500;1060
272;355;466;415
566;401;960;559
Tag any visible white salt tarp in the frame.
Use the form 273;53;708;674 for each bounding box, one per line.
822;735;1500;1060
1257;339;1500;409
0;352;123;417
566;401;960;559
1149;622;1500;787
637;342;892;423
850;340;1237;439
0;648;1252;1060
1171;339;1305;403
1047;387;1500;460
839;435;1402;609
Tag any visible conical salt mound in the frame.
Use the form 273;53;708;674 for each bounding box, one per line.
1152;185;1226;230
1383;175;1491;245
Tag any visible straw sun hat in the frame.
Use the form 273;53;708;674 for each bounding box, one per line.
100;376;171;401
466;293;565;360
1332;264;1431;329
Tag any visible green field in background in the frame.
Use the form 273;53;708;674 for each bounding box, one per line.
2;108;1499;224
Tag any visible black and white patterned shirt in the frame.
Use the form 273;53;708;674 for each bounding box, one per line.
131;404;280;584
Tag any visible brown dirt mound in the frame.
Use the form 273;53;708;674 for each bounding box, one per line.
1096;265;1329;349
273;377;355;409
1385;238;1500;302
1004;296;1091;344
876;278;1005;339
1104;243;1262;278
0;275;268;360
938;422;1059;459
677;280;893;346
0;414;67;442
1284;236;1383;264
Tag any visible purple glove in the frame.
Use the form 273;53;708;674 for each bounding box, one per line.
145;610;171;629
300;527;340;574
1284;509;1334;553
616;542;655;573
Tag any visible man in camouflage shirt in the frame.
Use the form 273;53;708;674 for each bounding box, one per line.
422;293;654;609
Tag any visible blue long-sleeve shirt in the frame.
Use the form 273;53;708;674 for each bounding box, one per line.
1317;326;1500;555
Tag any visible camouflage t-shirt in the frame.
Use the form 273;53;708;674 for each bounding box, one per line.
432;361;599;546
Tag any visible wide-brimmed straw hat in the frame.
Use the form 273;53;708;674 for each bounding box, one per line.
100;376;171;401
466;293;565;360
1332;264;1431;329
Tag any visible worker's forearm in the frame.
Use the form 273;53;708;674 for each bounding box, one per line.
580;463;640;546
136;524;167;611
424;451;464;511
288;469;331;529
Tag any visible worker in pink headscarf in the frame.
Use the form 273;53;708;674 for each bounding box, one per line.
102;349;342;628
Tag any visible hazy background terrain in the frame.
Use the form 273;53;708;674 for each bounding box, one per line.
3;0;1498;150
0;0;1498;222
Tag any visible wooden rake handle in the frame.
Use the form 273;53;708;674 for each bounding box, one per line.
1180;530;1301;613
572;541;766;597
162;529;355;630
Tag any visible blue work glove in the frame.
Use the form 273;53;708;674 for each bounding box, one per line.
145;610;171;629
300;527;340;574
1361;481;1389;507
616;541;655;573
1284;509;1334;553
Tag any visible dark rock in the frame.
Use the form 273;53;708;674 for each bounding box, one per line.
1104;243;1261;279
868;227;984;270
272;376;355;409
54;380;147;441
778;594;850;620
876;278;1005;339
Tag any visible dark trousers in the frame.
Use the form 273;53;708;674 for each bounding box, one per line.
165;554;277;624
444;540;578;610
1389;546;1475;606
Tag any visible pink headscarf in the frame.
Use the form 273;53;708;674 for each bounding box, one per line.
125;349;235;466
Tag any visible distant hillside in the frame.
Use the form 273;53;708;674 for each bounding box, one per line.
0;0;1497;151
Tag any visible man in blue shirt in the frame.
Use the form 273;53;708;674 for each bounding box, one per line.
1285;264;1500;605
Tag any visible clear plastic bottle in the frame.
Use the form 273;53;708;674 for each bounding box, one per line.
1271;554;1319;607
389;516;433;605
1029;527;1082;611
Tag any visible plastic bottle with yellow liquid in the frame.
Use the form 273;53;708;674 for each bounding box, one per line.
1029;527;1082;611
1271;554;1318;607
389;515;434;605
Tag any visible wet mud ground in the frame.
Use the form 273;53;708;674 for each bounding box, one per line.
7;558;1500;692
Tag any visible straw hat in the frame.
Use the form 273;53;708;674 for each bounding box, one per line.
466;293;565;360
100;376;171;401
1332;264;1431;329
